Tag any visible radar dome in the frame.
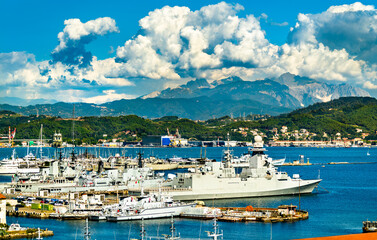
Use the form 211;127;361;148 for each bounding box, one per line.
254;135;263;142
253;135;264;148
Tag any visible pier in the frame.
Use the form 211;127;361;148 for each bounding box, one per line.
181;206;308;223
6;204;308;223
282;161;377;166
1;229;53;239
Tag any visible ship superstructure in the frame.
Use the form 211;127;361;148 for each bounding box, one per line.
157;136;321;200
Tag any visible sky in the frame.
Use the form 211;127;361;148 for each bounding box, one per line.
2;0;377;103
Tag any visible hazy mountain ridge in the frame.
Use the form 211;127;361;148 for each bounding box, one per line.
0;97;292;120
145;73;370;109
0;73;370;119
0;97;58;106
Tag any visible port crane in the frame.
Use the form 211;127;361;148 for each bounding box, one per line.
0;126;16;147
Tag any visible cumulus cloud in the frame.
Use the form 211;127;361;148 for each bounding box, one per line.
52;17;119;67
0;17;131;103
363;81;377;90
116;2;276;79
83;89;136;104
113;1;375;87
4;2;377;103
288;2;377;64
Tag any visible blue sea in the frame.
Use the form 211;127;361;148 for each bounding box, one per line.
1;146;377;240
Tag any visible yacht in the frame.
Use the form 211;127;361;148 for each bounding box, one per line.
107;194;196;221
0;150;40;175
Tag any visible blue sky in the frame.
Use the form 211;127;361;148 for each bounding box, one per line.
2;0;369;60
1;0;377;103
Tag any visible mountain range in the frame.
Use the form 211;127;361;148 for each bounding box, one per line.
0;73;370;119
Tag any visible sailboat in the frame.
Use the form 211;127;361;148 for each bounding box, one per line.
367;149;370;156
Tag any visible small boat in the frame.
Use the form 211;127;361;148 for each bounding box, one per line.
271;157;286;166
8;223;27;231
363;220;377;232
107;195;196;222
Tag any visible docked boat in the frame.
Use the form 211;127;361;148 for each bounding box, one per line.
107;194;196;221
363;221;377;232
156;136;321;200
0;150;40;175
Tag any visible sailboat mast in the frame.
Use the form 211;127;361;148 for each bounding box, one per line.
84;218;91;240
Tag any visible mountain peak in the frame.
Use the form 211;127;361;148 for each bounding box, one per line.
275;72;318;86
211;76;243;87
184;78;211;90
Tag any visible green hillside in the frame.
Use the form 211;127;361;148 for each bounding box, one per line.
1;97;377;144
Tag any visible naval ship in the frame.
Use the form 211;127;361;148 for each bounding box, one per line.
156;136;321;200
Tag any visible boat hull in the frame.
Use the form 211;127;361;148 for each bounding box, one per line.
107;204;196;222
165;179;321;201
0;167;40;175
89;215;106;221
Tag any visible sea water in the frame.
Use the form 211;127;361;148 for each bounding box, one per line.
1;146;377;240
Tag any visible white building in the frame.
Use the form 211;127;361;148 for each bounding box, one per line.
0;194;6;224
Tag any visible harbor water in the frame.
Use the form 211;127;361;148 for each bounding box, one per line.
1;146;377;239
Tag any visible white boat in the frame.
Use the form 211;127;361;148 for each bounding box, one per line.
157;136;321;201
0;150;40;175
271;157;286;166
8;223;27;231
106;195;196;221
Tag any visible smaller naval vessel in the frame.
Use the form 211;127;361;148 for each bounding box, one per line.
156;136;321;200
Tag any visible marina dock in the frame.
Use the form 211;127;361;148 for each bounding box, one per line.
282;161;377;166
1;229;53;239
6;204;308;223
180;205;308;223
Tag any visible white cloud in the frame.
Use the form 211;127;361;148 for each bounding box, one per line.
327;2;374;13
363;81;377;90
52;17;119;67
4;2;377;103
54;17;119;52
83;90;136;104
288;2;377;64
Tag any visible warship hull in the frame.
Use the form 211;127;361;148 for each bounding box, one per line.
163;178;321;201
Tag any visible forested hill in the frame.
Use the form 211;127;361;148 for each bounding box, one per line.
1;97;377;143
290;97;377;115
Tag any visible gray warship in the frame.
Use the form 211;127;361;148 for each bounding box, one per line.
157;136;321;200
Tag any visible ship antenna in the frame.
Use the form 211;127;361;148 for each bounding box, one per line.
227;133;230;151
